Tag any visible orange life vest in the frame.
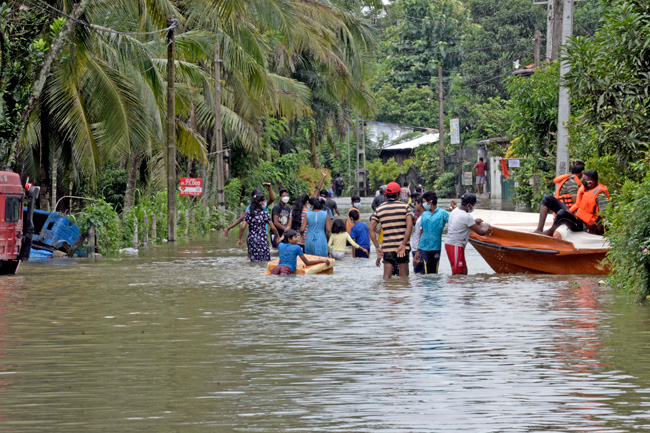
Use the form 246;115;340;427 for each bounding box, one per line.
554;174;581;207
569;184;610;226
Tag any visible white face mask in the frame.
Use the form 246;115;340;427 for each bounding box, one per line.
261;202;267;208
353;202;361;208
281;196;290;204
467;205;474;213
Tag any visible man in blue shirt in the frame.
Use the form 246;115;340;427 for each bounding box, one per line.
349;209;370;258
414;191;449;274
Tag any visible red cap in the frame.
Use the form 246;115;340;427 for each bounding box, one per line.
385;182;401;195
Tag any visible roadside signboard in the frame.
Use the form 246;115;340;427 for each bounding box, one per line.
179;178;203;196
463;172;473;186
450;118;460;145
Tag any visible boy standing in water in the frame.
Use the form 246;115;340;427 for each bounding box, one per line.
445;193;490;275
272;230;330;275
348;209;370;258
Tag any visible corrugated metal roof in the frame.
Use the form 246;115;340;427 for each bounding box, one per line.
381;132;439;151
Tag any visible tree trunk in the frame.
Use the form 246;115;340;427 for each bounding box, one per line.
123;153;140;212
39;102;50;210
166;17;177;242
311;130;318;168
7;0;91;169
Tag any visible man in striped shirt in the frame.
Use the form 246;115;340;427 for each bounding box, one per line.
370;182;414;278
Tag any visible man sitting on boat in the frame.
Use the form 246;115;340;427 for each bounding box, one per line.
534;160;584;233
542;169;609;237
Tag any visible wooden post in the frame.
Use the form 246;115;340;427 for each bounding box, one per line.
143;214;149;244
438;65;445;172
132;220;138;248
166;17;177;242
213;42;225;212
151;213;157;242
88;223;97;254
534;30;541;67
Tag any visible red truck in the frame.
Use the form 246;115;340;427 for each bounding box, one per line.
0;171;39;274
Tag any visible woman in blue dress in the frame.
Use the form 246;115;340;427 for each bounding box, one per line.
300;197;331;257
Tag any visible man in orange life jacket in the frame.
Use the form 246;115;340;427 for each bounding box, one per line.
542;169;609;237
533;160;584;233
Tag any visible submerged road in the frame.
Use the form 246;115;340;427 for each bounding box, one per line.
0;198;648;432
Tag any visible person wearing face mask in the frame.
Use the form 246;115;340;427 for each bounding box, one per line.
243;194;282;262
346;195;362;233
414;191;449;274
444;193;490;275
271;189;292;248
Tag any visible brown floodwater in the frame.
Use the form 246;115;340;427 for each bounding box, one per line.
0;198;648;432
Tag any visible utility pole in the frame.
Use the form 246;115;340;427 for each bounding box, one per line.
534;30;541;67
213;42;225;212
347;122;351;185
166;17;177;242
556;0;573;176
546;0;563;61
437;65;445;172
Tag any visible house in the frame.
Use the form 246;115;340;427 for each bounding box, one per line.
379;132;439;164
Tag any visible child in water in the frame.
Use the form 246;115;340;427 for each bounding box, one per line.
272;230;330;275
328;219;368;260
348;209;370;258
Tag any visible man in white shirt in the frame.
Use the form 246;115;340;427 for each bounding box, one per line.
445;193;490;275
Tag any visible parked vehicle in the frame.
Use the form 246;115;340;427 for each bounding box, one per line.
0;171;39;274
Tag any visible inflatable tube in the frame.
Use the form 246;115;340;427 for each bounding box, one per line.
265;254;335;275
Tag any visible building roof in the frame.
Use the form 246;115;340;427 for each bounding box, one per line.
381;132;439;152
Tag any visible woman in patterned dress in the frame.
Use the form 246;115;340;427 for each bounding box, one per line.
244;194;282;262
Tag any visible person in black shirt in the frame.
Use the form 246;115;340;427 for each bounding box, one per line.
271;189;292;248
319;189;340;217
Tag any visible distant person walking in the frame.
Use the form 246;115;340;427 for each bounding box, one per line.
370;182;414;279
445;193;490;275
334;173;345;198
474;158;487;195
400;182;411;203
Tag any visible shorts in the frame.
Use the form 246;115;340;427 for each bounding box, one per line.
354;248;369;258
476;176;486;185
417;250;441;274
445;244;467;275
383;251;409;267
271;265;293;275
331;251;346;260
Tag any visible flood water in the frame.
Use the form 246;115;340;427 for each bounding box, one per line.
1;198;650;432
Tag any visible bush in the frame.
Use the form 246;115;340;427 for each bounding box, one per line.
434;172;458;198
74;199;122;255
604;175;650;301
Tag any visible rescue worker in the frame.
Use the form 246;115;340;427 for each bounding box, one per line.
533;160;584;234
542;169;609;237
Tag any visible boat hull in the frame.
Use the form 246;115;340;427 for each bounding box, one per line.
469;226;609;274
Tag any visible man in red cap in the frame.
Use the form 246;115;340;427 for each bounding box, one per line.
370;182;414;278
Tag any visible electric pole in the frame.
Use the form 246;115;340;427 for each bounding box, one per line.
556;0;573;176
213;41;225;212
438;65;445;172
166;17;177;242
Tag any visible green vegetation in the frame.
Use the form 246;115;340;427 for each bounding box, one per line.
3;0;649;300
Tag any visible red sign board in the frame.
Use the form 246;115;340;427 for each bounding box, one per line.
179;178;203;196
